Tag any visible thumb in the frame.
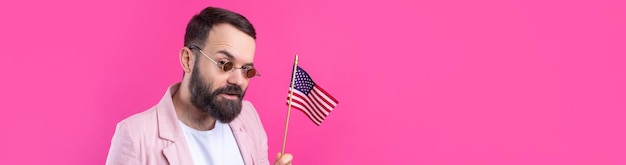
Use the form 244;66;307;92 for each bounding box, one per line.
276;152;282;159
274;153;283;165
274;152;293;165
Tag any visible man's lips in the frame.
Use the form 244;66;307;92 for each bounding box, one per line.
219;93;240;100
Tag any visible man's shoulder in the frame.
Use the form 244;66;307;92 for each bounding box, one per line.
117;106;159;130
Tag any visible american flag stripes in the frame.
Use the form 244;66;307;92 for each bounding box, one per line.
287;66;339;125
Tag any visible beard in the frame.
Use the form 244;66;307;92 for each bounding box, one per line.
188;64;246;123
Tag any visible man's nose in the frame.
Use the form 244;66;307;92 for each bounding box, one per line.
227;69;245;86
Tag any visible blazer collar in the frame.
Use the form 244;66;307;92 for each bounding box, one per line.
156;83;184;142
155;83;196;164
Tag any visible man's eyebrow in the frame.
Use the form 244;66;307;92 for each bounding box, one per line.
217;50;254;66
217;50;234;59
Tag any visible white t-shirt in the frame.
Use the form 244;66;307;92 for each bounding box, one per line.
179;120;245;165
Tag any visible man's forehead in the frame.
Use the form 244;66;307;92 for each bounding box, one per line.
207;23;255;43
207;43;256;61
204;24;256;62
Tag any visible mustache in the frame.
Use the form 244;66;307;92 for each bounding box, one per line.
213;85;244;99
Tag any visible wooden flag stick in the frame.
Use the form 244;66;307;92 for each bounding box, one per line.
282;54;299;155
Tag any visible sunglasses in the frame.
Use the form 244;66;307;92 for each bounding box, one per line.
189;45;260;78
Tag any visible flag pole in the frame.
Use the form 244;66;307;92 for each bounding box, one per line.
282;54;298;155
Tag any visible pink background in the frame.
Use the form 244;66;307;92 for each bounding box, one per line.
1;0;625;164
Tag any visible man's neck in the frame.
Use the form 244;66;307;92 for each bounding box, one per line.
172;86;217;131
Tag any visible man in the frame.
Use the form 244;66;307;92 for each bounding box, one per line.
106;7;293;165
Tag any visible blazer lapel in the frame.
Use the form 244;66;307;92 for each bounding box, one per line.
163;144;180;164
156;84;193;165
230;117;253;165
162;141;194;165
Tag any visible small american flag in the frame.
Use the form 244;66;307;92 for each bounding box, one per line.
287;66;339;125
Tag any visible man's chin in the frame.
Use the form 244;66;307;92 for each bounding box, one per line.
215;109;241;123
211;100;242;123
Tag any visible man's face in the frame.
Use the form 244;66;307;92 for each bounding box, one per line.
188;23;256;123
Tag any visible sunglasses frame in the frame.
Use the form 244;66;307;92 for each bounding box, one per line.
189;45;260;78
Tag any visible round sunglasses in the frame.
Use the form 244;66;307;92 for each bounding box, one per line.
189;45;260;78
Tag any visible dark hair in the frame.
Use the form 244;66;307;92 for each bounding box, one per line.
184;7;256;48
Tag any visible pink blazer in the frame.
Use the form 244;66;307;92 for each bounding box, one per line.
106;84;270;165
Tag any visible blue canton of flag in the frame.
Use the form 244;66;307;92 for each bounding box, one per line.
287;66;339;125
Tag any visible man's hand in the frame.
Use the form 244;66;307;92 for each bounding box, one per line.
274;152;293;165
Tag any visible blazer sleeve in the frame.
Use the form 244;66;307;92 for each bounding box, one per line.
105;122;140;165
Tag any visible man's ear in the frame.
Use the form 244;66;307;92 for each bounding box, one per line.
180;47;193;73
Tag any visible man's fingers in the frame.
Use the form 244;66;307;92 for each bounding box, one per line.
274;152;293;165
